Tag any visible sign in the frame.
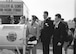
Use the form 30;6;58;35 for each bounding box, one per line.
0;2;23;15
7;32;17;42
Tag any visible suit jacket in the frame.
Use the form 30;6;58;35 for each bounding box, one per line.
53;21;67;42
40;18;54;43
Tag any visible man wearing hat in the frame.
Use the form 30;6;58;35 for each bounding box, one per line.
26;15;40;54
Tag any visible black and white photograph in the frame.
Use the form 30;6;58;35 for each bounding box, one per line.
0;0;74;54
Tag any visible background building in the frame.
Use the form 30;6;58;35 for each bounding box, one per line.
0;0;29;24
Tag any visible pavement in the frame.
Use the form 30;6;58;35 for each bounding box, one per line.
0;42;73;54
36;42;73;54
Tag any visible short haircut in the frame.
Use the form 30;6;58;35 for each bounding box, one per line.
73;17;76;22
55;13;61;18
44;11;48;16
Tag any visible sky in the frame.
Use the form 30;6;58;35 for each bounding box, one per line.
0;0;75;21
22;0;74;21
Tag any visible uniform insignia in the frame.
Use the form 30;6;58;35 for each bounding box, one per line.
7;32;17;42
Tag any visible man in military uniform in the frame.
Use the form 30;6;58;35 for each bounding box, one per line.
73;17;76;54
26;15;40;54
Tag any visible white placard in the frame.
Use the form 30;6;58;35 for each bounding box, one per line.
0;2;23;15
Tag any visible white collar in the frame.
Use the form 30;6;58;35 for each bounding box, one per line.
54;21;61;28
57;21;60;25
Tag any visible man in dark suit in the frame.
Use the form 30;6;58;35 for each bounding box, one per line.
73;17;76;54
40;11;54;54
53;14;67;54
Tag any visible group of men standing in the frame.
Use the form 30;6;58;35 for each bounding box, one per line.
26;11;76;54
40;11;67;54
